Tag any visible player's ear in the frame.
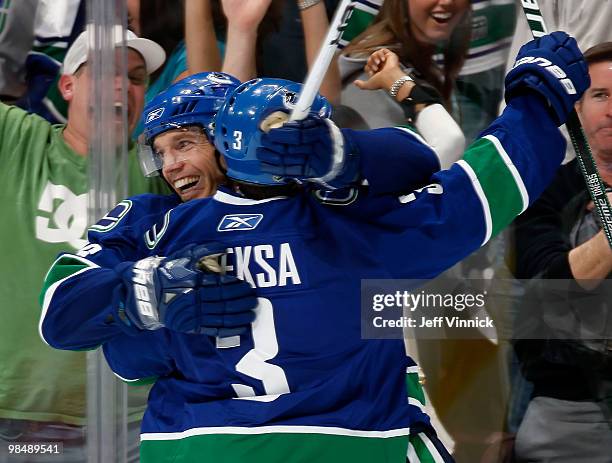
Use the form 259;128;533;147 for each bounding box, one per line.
58;74;75;102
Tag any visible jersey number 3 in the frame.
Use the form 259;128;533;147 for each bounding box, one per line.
231;298;290;401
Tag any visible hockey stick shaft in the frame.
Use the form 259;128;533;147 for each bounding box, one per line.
520;0;612;249
289;0;355;121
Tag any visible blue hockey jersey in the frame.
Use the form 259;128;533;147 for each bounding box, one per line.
39;96;566;463
39;126;445;351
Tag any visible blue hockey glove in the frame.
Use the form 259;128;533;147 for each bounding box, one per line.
114;243;257;337
256;116;360;190
505;31;589;126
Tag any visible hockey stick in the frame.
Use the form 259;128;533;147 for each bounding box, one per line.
520;0;612;249
260;0;355;131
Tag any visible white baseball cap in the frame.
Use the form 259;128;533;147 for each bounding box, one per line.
62;25;166;75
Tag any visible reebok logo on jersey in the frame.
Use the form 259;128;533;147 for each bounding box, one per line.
217;214;263;232
512;56;577;94
145;107;165;124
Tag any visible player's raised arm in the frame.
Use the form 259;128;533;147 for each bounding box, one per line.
237;32;589;278
364;32;590;277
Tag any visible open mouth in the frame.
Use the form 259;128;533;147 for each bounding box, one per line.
113;102;131;123
174;176;200;193
431;11;452;24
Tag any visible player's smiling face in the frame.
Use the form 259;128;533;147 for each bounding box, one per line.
155;127;225;201
407;0;469;44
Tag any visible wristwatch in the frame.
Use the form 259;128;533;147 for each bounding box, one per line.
389;75;413;98
297;0;322;11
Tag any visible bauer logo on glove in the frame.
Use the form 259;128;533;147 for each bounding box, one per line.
512;56;577;95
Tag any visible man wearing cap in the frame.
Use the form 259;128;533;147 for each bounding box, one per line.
0;27;166;462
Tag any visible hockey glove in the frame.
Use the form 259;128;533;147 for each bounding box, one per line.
504;31;589;126
256;116;360;190
114;243;257;337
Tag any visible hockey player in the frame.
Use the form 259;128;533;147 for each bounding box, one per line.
40;32;588;462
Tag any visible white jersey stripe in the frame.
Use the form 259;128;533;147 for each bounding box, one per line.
456;160;493;246
420;432;447;463
483;134;530;212
141;425;411;441
39;258;99;346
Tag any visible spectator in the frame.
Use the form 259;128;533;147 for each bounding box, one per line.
339;0;471;127
504;0;612;163
192;0;340;102
337;0;469;165
512;41;612;463
502;0;612;447
0;27;166;462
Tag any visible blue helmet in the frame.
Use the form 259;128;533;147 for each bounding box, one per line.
138;72;240;176
214;78;332;185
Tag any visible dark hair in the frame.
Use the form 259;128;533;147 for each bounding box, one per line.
139;0;185;82
583;42;612;65
342;0;471;108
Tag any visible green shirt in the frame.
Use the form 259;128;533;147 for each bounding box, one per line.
0;102;167;425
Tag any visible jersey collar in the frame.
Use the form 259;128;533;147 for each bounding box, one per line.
213;189;287;206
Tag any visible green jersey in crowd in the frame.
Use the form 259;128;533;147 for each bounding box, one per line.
0;101;168;426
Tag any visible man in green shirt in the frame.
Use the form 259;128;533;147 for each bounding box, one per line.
0;27;166;462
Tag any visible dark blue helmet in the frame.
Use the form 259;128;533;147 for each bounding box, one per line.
214;78;332;185
138;72;240;176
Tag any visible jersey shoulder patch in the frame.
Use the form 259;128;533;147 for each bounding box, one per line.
88;194;179;235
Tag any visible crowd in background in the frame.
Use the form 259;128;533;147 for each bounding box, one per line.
0;0;611;462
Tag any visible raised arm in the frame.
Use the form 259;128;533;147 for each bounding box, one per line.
221;0;273;81
184;0;222;74
354;48;465;169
